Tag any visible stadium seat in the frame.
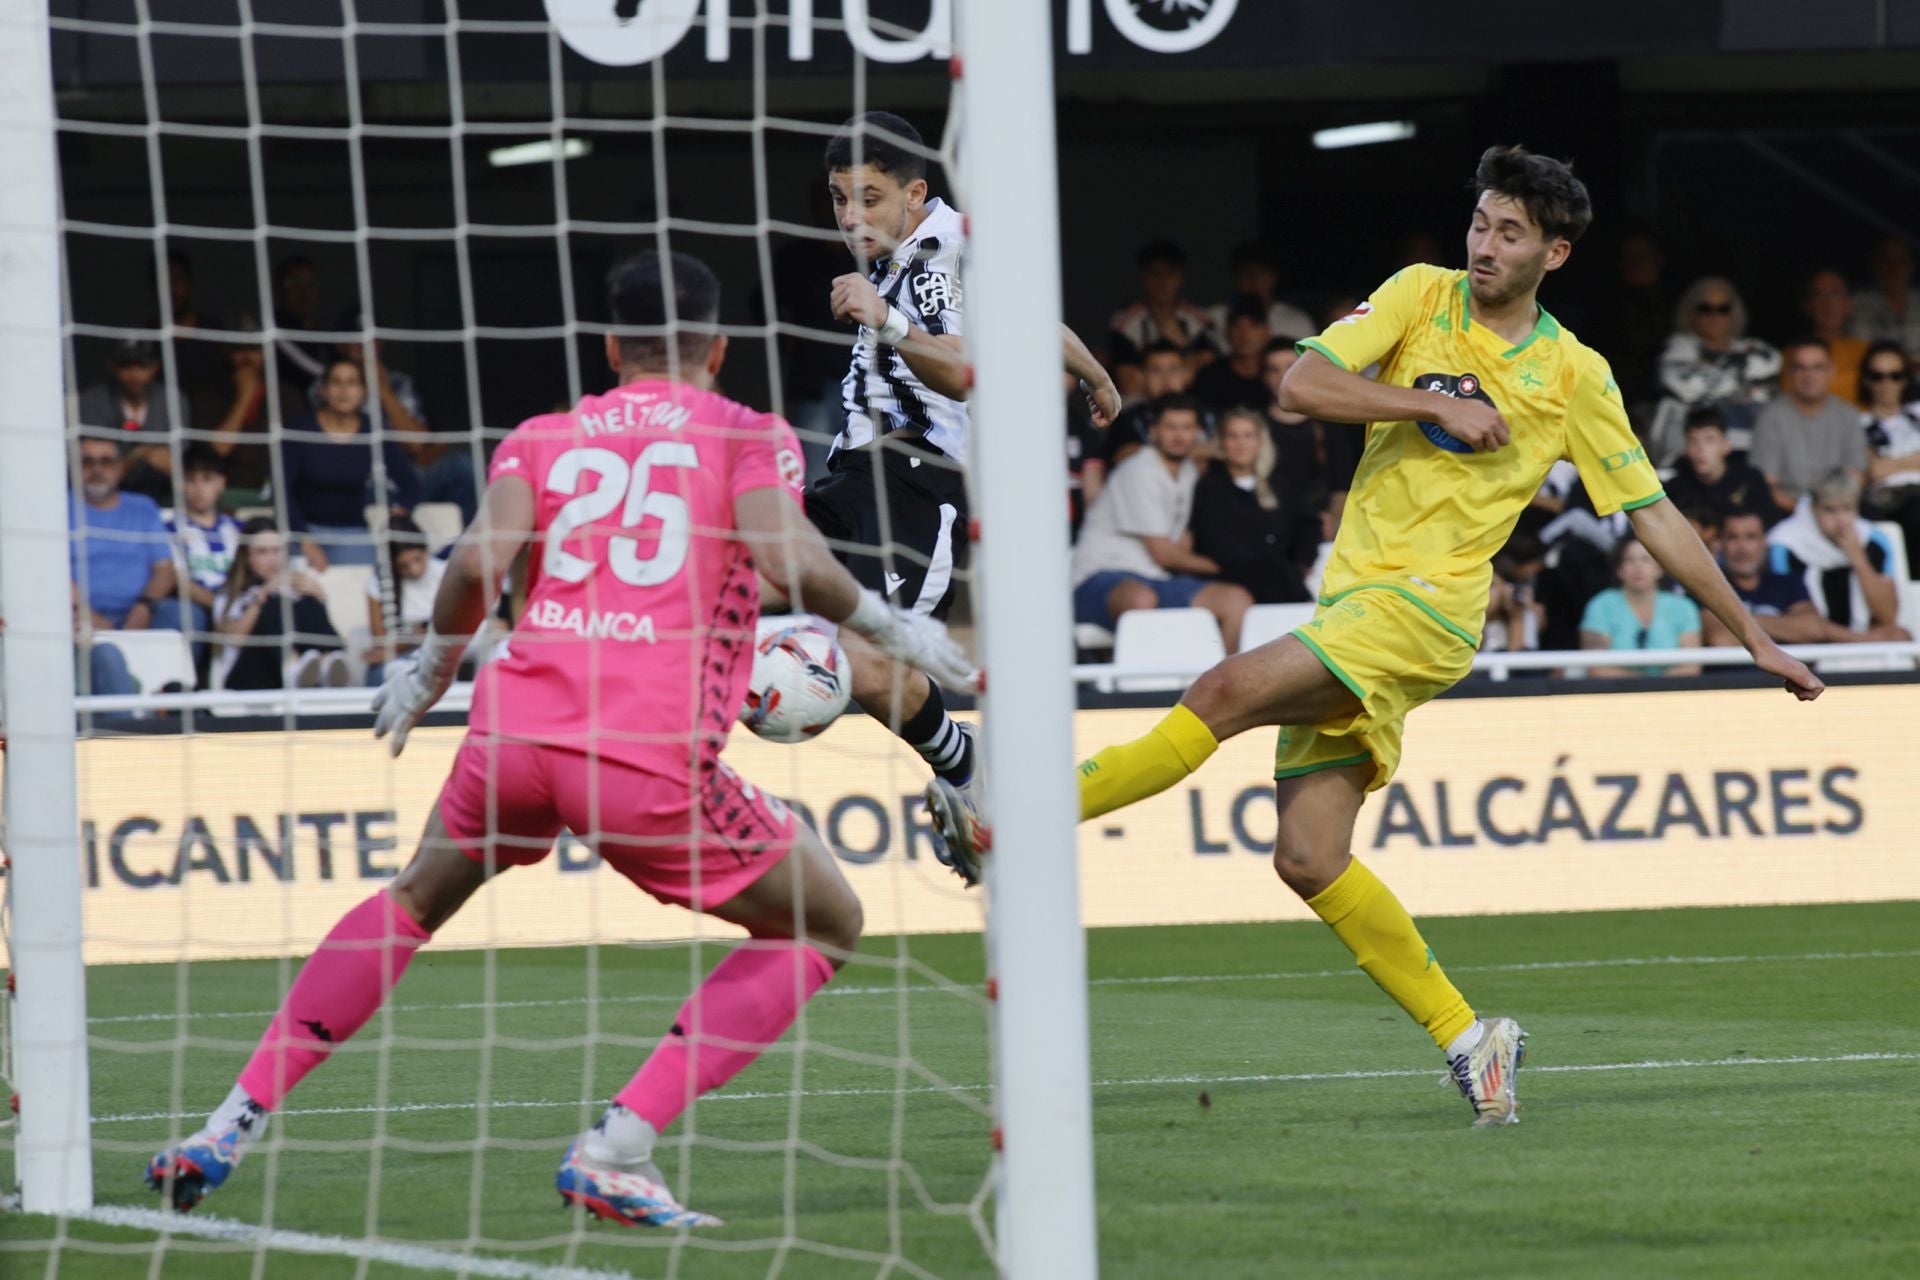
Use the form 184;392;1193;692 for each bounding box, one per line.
1074;622;1116;652
321;565;375;642
1238;602;1318;652
411;502;463;552
1111;608;1223;693
97;629;195;695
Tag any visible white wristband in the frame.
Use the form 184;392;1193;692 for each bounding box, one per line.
844;588;892;637
876;305;911;347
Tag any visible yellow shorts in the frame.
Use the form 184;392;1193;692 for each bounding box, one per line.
1275;586;1477;792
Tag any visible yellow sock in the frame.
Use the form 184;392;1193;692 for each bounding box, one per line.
1306;858;1475;1051
1077;703;1219;822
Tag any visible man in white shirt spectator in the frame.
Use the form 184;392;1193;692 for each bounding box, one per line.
1766;469;1908;641
1108;241;1220;397
1071;396;1252;650
1207;242;1315;346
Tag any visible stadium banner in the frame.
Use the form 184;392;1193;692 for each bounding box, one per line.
59;685;1919;964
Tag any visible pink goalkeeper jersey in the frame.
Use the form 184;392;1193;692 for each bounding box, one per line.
468;380;807;778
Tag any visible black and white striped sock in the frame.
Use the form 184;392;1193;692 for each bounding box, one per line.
899;680;975;784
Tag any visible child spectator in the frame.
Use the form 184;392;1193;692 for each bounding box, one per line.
364;514;446;682
165;445;242;673
1579;534;1702;677
1663;406;1778;528
214;517;350;690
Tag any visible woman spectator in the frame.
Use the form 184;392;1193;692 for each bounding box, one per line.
214;517;350;690
1578;533;1702;677
279;357;419;568
364;514;445;682
1648;276;1781;465
1858;340;1920;556
1188;408;1318;604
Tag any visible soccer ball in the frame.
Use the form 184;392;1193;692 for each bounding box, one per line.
739;618;852;743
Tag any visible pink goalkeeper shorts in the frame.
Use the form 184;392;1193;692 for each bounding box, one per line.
435;734;797;911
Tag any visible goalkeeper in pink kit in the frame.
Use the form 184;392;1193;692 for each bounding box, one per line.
146;251;976;1228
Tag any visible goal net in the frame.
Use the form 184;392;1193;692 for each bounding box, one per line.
2;2;1090;1275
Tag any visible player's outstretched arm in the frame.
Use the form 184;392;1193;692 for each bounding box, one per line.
1629;496;1824;701
736;487;977;690
1062;323;1121;427
373;474;537;754
1280;350;1511;451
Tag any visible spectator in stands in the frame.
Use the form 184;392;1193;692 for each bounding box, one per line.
165;247;232;431
214;517;350;690
1858;340;1920;555
205;317;271;493
76;339;176;504
1796;269;1868;407
1188;408;1317;604
1191;295;1273;412
1206;242;1314;346
70;433;182;635
1701;510;1832;646
1108;241;1220;397
1679;502;1722;561
1663;405;1779;528
1851;235;1920;358
271;255;332;418
1595;226;1670;427
1579;533;1702;677
1752;337;1867;516
279;356;421;569
1260;339;1360;535
364;513;444;682
1766;469;1908;641
327;305;480;526
1484;528;1546;654
1105;339;1199;468
1649;276;1780;464
165;445;241;670
1071;396;1252;650
71;581;136;697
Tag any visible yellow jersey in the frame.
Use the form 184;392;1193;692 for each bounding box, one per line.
1298;264;1664;645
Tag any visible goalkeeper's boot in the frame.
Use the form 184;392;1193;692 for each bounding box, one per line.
924;725;987;887
146;1096;269;1211
1445;1017;1529;1128
557;1143;721;1229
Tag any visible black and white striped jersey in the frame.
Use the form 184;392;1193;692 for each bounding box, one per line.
836;197;969;463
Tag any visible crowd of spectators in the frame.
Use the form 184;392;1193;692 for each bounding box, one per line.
68;250;485;700
1067;232;1920;675
65;229;1920;705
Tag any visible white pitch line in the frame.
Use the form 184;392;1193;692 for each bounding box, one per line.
83;947;1920;1027
90;1050;1920;1127
71;1205;639;1280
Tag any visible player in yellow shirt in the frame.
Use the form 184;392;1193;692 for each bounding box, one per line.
930;145;1825;1126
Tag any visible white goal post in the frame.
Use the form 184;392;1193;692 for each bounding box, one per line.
0;0;93;1217
957;2;1100;1277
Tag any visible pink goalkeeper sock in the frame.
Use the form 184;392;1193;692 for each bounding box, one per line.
616;941;836;1132
237;889;431;1110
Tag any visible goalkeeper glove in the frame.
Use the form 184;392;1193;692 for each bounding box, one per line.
843;589;979;691
371;629;463;757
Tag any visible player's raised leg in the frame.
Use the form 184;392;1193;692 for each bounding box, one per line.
557;813;864;1229
146;809;489;1210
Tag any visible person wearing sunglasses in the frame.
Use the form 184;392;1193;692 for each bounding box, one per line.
1857;339;1920;560
1649;275;1781;466
1579;533;1703;677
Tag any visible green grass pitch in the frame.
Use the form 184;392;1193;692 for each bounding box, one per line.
4;901;1919;1278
